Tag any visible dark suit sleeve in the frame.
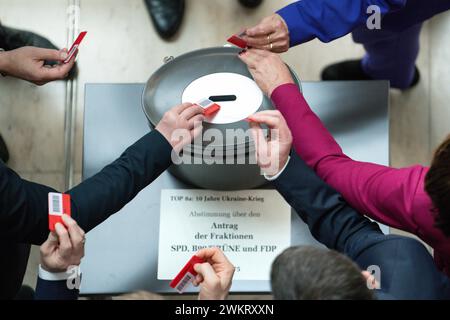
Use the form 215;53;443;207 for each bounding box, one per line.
0;164;56;243
67;130;172;238
272;153;383;259
0;130;172;245
34;278;79;300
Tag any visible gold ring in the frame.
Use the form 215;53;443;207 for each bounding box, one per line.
270;43;273;50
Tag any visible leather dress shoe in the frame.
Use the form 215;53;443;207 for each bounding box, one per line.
321;59;420;89
144;0;185;40
0;133;9;163
238;0;263;8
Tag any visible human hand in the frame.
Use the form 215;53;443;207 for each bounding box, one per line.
40;214;85;273
0;46;76;85
155;103;205;152
247;110;292;177
242;14;290;53
239;49;294;97
192;247;235;300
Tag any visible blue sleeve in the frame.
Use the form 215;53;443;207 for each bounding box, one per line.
35;277;79;300
276;0;407;46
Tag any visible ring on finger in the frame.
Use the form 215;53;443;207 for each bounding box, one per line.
267;34;271;44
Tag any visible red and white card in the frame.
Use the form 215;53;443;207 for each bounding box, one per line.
196;98;221;117
64;31;87;64
169;255;205;293
48;192;71;231
227;31;247;49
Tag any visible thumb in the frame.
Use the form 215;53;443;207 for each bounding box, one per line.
41;231;59;252
194;263;218;282
35;48;67;61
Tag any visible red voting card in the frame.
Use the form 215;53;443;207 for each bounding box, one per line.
170;255;205;293
64;31;87;64
196;98;221;117
203;104;221;116
48;193;71;231
227;33;247;49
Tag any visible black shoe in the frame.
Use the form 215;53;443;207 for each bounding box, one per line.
409;66;420;88
144;0;185;40
321;59;420;89
321;60;372;82
238;0;263;8
0;24;78;80
0;134;9;163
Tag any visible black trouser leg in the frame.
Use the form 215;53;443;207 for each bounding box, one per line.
0;243;30;299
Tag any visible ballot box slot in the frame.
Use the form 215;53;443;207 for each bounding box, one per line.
209;95;237;102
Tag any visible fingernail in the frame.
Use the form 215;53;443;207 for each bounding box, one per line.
60;51;68;60
55;222;64;231
49;232;58;241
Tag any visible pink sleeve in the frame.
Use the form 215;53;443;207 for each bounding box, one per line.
271;83;425;232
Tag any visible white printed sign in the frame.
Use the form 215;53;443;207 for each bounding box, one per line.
158;189;291;281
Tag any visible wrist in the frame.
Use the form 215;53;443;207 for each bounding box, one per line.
278;155;289;174
40;263;67;274
264;155;290;181
39;259;68;273
0;50;11;76
268;80;295;97
276;13;289;32
270;82;298;101
155;127;173;148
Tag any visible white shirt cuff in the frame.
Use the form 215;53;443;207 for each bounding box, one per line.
38;265;81;281
264;156;291;181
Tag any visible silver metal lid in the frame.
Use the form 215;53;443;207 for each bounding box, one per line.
142;47;301;152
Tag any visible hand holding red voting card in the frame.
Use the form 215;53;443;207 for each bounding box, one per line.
64;31;87;64
196;98;221;117
170;255;205;293
48;193;71;231
227;31;248;49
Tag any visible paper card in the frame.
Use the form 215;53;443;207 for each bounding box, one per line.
158;189;291;281
48;193;71;231
64;31;87;63
170;255;205;293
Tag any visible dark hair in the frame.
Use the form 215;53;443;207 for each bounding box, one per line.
425;135;450;236
270;246;374;300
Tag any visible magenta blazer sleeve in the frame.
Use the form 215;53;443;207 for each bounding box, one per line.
270;83;430;232
270;83;450;275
